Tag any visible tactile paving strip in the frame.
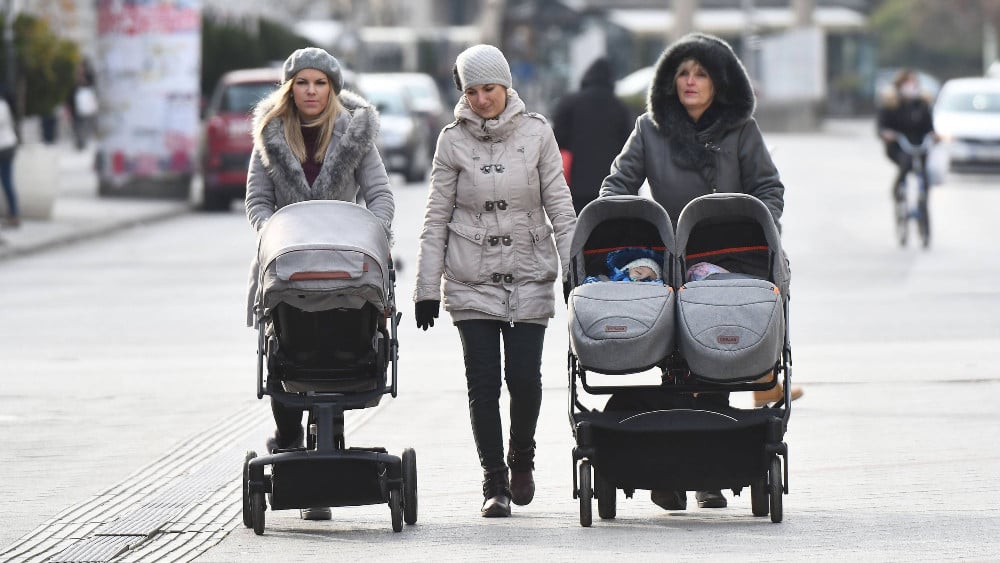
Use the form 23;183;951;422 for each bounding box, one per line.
1;401;388;562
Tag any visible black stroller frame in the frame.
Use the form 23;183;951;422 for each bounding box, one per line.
242;200;415;534
565;195;792;526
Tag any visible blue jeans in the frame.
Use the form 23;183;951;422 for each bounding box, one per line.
456;320;545;471
0;152;17;218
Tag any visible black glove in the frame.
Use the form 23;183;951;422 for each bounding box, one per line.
415;300;440;331
563;280;573;304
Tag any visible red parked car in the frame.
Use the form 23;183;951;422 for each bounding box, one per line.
196;67;282;211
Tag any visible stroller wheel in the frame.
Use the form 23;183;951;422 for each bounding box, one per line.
769;457;783;523
402;448;418;525
389;488;403;532
578;461;593;527
242;451;257;528
251;490;266;535
594;468;616;520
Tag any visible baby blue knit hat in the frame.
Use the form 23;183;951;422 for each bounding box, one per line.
452;44;512;91
282;47;344;94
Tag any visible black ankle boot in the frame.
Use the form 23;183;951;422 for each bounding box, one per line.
481;468;511;517
506;441;535;506
265;427;304;453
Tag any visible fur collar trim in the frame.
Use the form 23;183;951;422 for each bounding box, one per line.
252;89;378;203
647;33;755;170
453;88;526;141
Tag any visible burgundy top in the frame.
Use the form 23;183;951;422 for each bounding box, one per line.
300;125;322;186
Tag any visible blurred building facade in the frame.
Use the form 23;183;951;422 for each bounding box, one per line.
22;0;879;129
264;0;876;127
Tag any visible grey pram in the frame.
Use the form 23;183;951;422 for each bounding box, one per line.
566;194;792;526
243;200;416;534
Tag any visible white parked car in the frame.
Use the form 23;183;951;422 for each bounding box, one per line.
933;77;1000;171
358;74;434;183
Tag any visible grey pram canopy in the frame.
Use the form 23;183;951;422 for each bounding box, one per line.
255;200;393;318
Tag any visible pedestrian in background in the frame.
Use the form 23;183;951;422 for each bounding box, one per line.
244;46;394;520
0;86;20;229
600;32;802;512
552;57;633;214
413;44;576;518
67;58;99;151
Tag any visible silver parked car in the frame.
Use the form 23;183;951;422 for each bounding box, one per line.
933;77;1000;171
358;74;433;183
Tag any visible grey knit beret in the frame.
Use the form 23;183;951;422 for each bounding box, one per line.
453;44;512;91
282;47;344;94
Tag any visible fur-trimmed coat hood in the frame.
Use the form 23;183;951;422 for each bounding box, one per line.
244;88;396;327
648;32;756;171
599;33;784;230
250;89;379;206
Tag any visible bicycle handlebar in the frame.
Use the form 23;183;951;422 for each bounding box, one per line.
894;133;935;156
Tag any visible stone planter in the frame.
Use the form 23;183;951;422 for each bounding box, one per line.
7;142;60;220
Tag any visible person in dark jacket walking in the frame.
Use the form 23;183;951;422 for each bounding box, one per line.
552;58;632;214
599;31;801;512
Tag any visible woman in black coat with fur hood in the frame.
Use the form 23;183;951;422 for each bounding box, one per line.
600;32;783;227
599;32;801;512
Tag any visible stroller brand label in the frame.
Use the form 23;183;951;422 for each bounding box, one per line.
605;325;627;332
717;334;740;345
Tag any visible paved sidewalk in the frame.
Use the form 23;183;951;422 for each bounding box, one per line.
0;142;191;261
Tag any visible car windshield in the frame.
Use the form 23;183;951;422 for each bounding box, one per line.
938;90;1000;113
405;82;438;105
220;83;277;113
366;87;407;116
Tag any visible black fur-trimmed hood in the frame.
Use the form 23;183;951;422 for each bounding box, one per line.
648;32;755;131
251;89;378;204
647;33;755;169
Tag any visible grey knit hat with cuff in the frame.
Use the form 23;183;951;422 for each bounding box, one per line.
283;47;344;94
452;44;512;91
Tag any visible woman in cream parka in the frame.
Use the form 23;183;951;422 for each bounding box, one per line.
413;44;576;518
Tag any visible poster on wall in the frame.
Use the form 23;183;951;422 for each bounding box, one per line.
96;0;201;196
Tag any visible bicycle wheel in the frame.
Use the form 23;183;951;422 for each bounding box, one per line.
893;187;909;247
917;192;931;248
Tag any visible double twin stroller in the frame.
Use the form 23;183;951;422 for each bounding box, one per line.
243;200;415;534
566;194;792;525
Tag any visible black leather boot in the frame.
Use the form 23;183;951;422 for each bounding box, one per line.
481;468;511;517
696;490;727;508
265;427;304;453
651;489;687;510
506;440;535;506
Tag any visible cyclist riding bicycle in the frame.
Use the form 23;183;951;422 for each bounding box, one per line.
876;68;938;199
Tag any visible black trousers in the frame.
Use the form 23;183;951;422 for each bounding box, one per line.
268;377;305;442
456;320;545;472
